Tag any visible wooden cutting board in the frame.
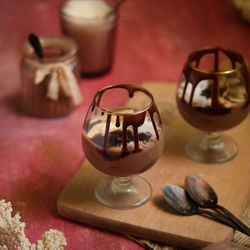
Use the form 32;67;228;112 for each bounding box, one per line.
57;82;250;249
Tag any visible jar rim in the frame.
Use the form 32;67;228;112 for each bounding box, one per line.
22;35;79;64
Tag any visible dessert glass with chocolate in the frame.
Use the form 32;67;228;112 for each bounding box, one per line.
82;84;165;209
177;47;250;163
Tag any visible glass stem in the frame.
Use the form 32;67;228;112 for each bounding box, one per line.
111;176;133;194
200;131;225;152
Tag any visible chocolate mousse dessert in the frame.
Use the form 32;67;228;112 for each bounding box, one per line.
82;109;165;177
176;47;250;132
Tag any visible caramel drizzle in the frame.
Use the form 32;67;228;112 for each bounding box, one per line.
148;104;160;140
122;111;147;152
90;85;161;153
115;115;120;127
181;47;250;109
103;114;111;151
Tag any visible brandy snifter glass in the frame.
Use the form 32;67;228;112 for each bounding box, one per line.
176;47;250;163
82;84;165;209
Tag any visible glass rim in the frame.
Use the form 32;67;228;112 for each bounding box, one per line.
92;84;155;115
59;0;119;21
186;46;245;75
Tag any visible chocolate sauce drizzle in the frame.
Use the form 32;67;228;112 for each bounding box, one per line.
181;47;250;109
91;84;161;153
115;115;120;127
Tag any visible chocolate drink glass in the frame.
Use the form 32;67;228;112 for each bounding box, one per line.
60;0;121;76
177;47;250;163
82;84;165;209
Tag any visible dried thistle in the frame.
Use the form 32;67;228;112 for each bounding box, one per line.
0;200;67;250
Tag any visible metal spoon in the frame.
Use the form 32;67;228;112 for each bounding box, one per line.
185;175;250;236
161;184;240;231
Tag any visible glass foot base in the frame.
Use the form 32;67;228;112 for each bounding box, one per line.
185;134;238;164
95;175;152;210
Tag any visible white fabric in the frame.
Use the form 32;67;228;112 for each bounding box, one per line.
35;64;82;106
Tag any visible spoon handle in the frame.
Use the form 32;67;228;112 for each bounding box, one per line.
199;209;240;231
216;205;250;236
28;33;43;59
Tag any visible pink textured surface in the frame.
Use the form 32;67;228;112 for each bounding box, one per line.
0;0;249;249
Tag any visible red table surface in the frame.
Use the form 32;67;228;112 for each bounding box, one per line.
0;0;249;249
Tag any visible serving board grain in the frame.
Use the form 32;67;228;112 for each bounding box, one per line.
57;83;250;249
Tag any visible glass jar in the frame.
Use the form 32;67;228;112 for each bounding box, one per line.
21;36;82;118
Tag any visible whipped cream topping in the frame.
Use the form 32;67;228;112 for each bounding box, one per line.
178;78;247;108
86;112;159;151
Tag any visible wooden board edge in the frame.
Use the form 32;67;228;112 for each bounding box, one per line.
57;197;233;249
